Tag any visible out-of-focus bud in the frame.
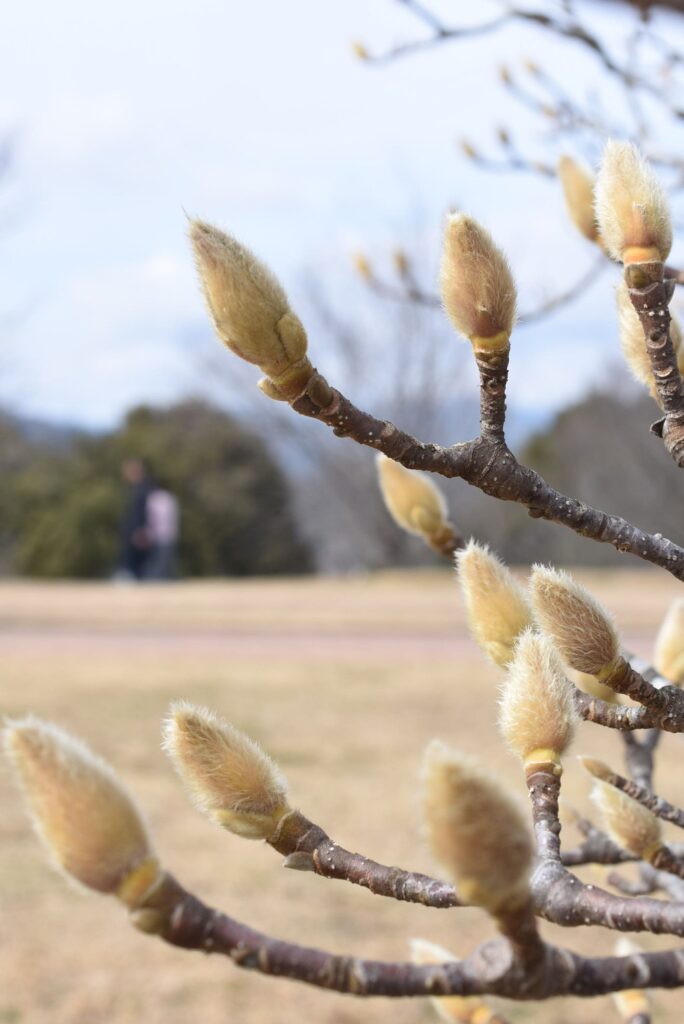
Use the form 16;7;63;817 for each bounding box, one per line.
352;251;374;281
530;566;619;679
496;126;511;147
578;756;613;783
189;219;313;401
595;140;672;264
591;779;662;860
459;139;478;160
456;541;532;669
440;214;517;353
558;156;599;244
500;630;578;774
409;939;502;1023
616;279;683;394
4;717;158;904
499;64;512;85
524;58;540;76
376;455;457;556
351;40;369;61
653;597;684;685
392;247;410;277
613;938;652;1020
423;741;532;916
163;701;290;840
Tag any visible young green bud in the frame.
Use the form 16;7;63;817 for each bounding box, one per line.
423;741;532;915
595;140;672;264
500;630;578;772
457;541;532;668
3;717;156;901
558;156;599;243
440;213;517;351
376;454;450;544
591;779;662;859
530;565;619;678
189;219;313;400
653;598;684;685
163;701;289;840
409;939;499;1023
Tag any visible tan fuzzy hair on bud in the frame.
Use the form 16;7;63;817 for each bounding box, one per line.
595;140;672;264
376;454;448;539
456;541;533;669
612;938;651;1019
163;701;289;840
558;155;599;243
3;717;156;900
654;598;684;685
189;219;312;399
409;939;496;1023
500;630;578;771
591;779;662;859
616;279;683;394
530;565;618;678
577;755;613;783
440;213;517;349
423;741;532;915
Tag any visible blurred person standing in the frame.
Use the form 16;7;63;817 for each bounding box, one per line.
144;484;179;580
117;458;152;580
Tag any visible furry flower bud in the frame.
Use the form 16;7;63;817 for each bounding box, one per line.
4;717;156;901
457;542;532;668
189;219;313;400
440;214;517;351
595;141;672;264
654;598;684;685
423;741;532;915
530;566;619;678
558;156;599;243
591;780;662;859
500;630;578;772
376;454;451;545
163;701;289;840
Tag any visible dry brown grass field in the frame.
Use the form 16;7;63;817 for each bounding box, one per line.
2;569;684;1023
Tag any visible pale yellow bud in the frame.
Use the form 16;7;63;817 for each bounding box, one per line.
595;140;672;264
500;630;578;770
613;938;651;1019
440;214;517;348
558;156;599;243
4;717;155;898
530;566;618;678
189;219;312;400
376;454;448;539
577;755;613;782
459;139;478;160
569;668;618;704
351;40;369;61
456;541;532;669
591;780;662;859
409;939;497;1023
653;597;684;685
352;251;373;281
162;701;289;840
423;741;532;915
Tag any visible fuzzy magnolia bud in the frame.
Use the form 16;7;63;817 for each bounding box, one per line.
577;755;613;783
591;779;662;859
423;741;532;914
457;541;532;668
569;668;618;704
409;939;498;1023
376;454;450;543
163;701;289;840
653;598;684;685
558;156;599;243
3;717;156;902
613;938;651;1020
595;140;672;264
440;213;517;351
500;630;578;772
530;565;619;678
616;279;683;393
189;219;313;400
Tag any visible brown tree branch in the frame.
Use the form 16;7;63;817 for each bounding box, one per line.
591;763;684;830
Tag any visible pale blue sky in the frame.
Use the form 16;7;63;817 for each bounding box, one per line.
1;0;683;427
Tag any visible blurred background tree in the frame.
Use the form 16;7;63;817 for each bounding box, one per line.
1;400;311;579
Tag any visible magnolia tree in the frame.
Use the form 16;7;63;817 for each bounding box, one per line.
7;140;684;1021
